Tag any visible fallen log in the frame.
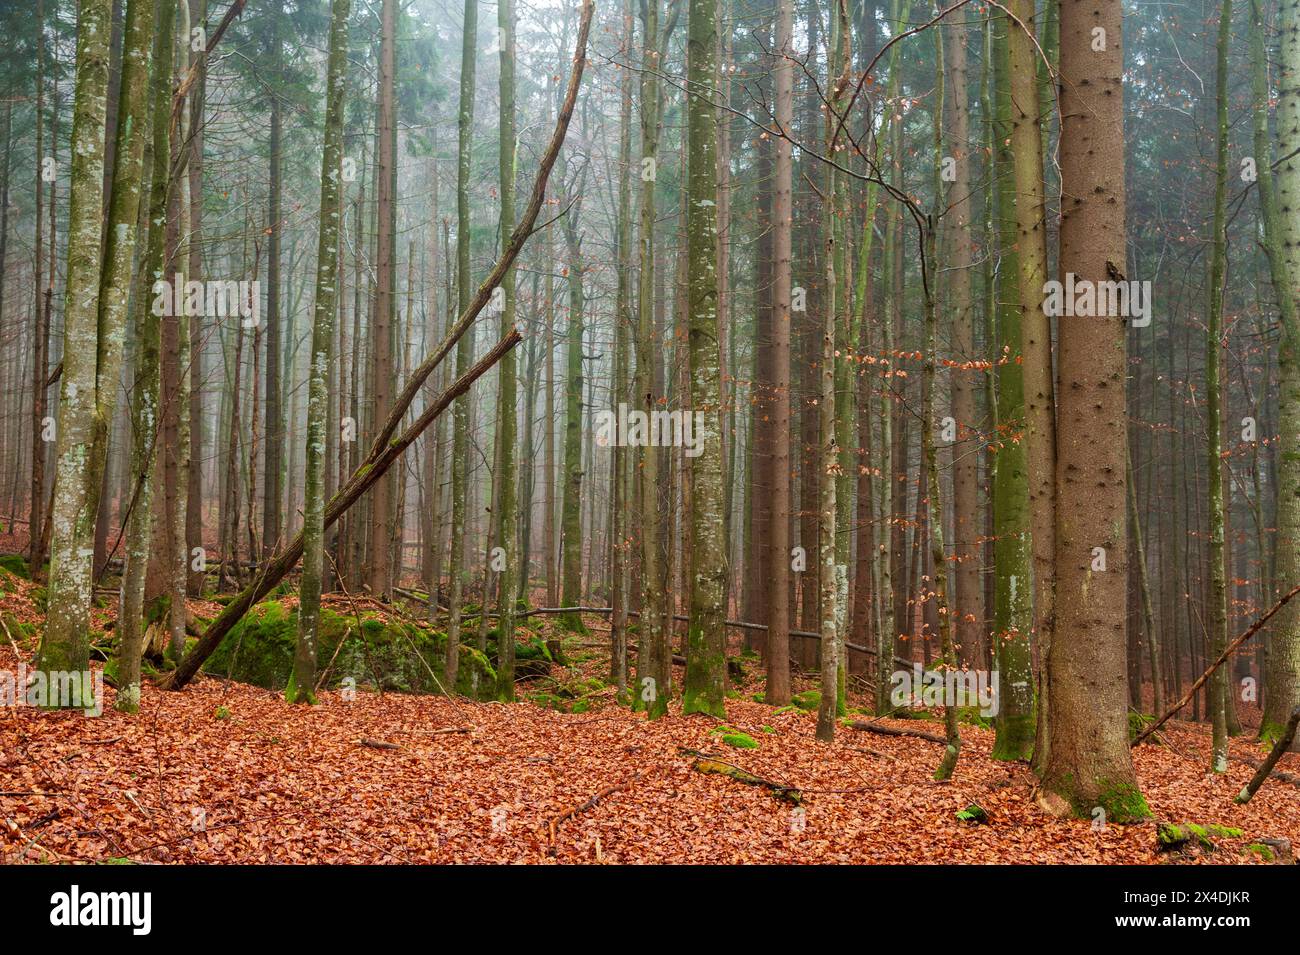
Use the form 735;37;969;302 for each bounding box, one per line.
682;748;802;805
849;720;946;744
358;738;401;751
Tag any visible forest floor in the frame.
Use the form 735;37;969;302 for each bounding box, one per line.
1;565;1297;864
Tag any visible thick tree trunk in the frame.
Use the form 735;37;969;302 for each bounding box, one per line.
37;0;116;708
1005;0;1056;771
1036;0;1148;821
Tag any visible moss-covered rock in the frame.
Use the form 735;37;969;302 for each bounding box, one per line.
201;600;478;695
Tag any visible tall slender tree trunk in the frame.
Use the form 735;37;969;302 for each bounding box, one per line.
29;0;49;577
368;0;397;600
494;0;519;698
262;1;284;558
292;0;351;704
115;0;174;712
1255;0;1300;748
765;0;794;706
1204;0;1232;770
608;0;634;695
169;3;193;662
634;0;672;717
928;16;961;778
943;4;981;672
814;0;850;741
445;0;478;691
185;0;208;598
988;0;1034;761
559;203;588;634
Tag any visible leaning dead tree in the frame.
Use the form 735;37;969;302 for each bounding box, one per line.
162;0;595;691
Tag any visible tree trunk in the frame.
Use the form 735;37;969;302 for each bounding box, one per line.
291;0;351;704
681;0;728;719
37;0;117;708
493;0;520;698
115;0;174;712
559;202;588;634
1260;0;1300;749
367;0;397;600
633;0;673;717
261;15;284;562
989;0;1034;761
1036;0;1149;821
765;0;794;707
943;3;982;673
1205;0;1232;771
444;0;479;691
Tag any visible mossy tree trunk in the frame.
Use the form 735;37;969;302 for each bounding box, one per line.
444;0;478;691
494;0;519;700
292;0;352;705
681;0;728;719
37;0;115;708
988;5;1034;761
116;0;175;713
559;191;588;636
1007;0;1055;770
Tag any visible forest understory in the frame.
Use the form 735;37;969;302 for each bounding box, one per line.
5;0;1300;878
2;556;1295;865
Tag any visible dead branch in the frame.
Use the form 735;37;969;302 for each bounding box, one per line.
849;720;946;744
1133;581;1300;746
546;770;644;857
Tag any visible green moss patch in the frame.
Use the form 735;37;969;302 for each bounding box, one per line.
710;726;760;749
201;599;474;695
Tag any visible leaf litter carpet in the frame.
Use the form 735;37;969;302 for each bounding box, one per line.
3;641;1297;864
